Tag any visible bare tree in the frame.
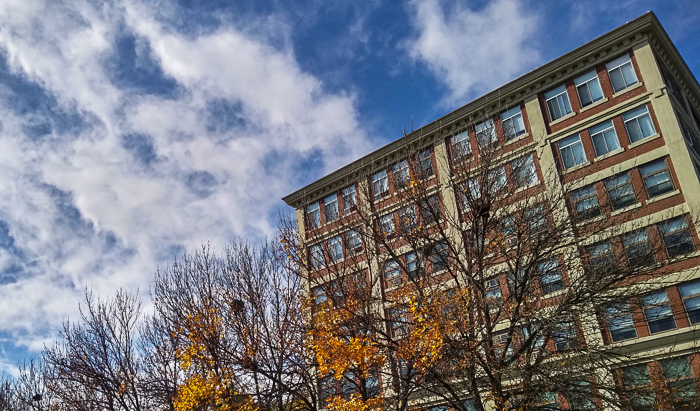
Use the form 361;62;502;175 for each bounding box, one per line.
283;114;700;411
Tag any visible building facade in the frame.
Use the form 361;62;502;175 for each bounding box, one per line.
283;13;700;411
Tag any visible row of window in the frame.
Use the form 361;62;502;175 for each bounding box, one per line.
378;195;441;238
604;277;700;343
449;105;528;162
372;149;434;201
545;53;639;122
556;104;656;170
382;242;448;289
307;185;357;229
309;229;363;269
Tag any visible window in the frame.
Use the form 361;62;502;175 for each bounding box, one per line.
640;159;674;198
545;84;573;121
553;317;577;351
398;206;417;234
341;372;355;398
392;160;410;190
538;260;564;295
342;185;356;215
512;153;538;188
606;53;638;93
501;105;526;140
589;120;620;157
659;217;694;257
384;260;401;287
620;364;655;411
429;242;449;271
525;203;547;233
501;215;517;242
507;268;526;294
661;357;697;409
324;194;339;223
605;303;637;342
372;170;389;201
487;166;506;195
378;214;395;237
485;277;502;310
460;177;481;210
310;244;324;269
680;281;700;324
319;375;335;403
365;372;380;397
604;172;636;210
641;291;676;333
451;131;472;162
421;195;441;225
328;235;343;263
307;202;320;229
345;229;363;254
574;69;604;107
476;118;497;147
406;252;422;281
566;381;596;411
557;134;587;169
623;105;656;143
571;185;601;220
622;229;654;266
389;306;408;336
312;285;327;305
494;332;514;359
587;240;617;274
416;149;434;179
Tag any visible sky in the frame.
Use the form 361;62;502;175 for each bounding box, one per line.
0;0;698;371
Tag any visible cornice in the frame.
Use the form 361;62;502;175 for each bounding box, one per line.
283;12;677;209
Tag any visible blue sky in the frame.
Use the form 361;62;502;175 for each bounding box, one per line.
0;0;698;371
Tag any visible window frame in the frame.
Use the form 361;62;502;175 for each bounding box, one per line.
680;280;700;324
545;84;573;122
605;53;639;93
451;131;472;163
587;240;617;274
392;160;410;190
659;216;695;257
345;229;363;255
557;133;587;169
623;105;656;143
501;105;526;140
604;171;637;210
372;170;389;202
324;194;339;223
416;148;434;179
640;158;675;199
384;260;401;287
310;243;324;269
574;69;604;108
605;302;637;342
328;235;343;263
378;213;395;238
428;242;449;272
475;118;497;148
421;195;441;225
641;290;677;334
511;153;538;188
622;229;655;267
571;184;601;220
538;260;565;295
589;119;621;157
307;202;321;229
341;185;357;215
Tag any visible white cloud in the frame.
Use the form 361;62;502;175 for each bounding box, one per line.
0;0;374;363
406;0;541;105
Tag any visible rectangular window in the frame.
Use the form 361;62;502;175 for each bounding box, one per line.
312;285;327;305
525;203;547;233
421;195;441;225
606;53;638;93
501;215;517;238
589;120;620;157
416;148;434;179
485;277;502;310
641;291;676;333
488;166;507;195
310;244;324;269
661;357;697;408
389;306;408;336
512;153;538;188
623;105;656;143
459;177;481;210
587;240;617;274
406;252;422;280
451;131;472;162
604;172;636;210
324;194;339;223
553;317;577;351
475;119;497;147
372;170;389;202
398;205;417;233
342;185;356;215
538;260;564;295
620;364;655;411
429;242;449;271
378;214;394;237
557;134;587;169
622;229;655;266
345;229;362;254
501;105;526;140
680;281;700;324
571;185;601;220
545;84;573;121
605;302;637;342
392;160;410;190
319;376;335;403
494;332;514;359
659;216;695;257
574;69;604;107
384;260;401;287
328;235;343;263
307;202;321;229
640;158;674;198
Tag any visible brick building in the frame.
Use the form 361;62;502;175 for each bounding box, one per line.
283;12;700;411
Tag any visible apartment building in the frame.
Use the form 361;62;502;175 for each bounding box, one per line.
283;12;700;411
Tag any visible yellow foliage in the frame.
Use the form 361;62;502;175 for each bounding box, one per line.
326;394;383;411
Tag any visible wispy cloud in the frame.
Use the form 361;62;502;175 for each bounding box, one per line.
405;0;541;105
0;0;373;364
